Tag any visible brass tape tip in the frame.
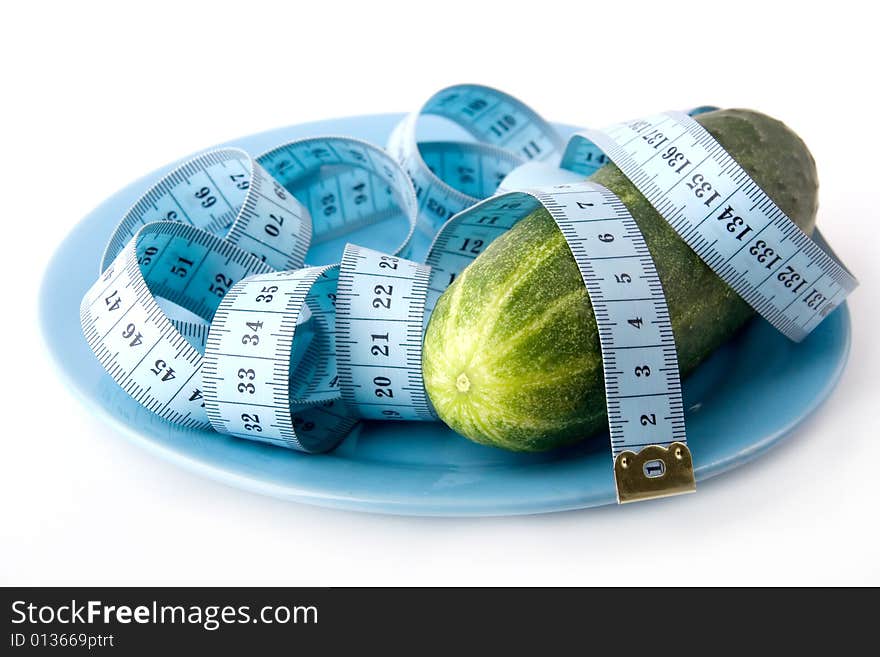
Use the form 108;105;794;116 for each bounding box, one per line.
614;442;696;504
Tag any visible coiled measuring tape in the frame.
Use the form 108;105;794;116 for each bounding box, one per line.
81;221;273;428
562;111;858;342
81;136;419;447
79;86;855;504
387;84;564;233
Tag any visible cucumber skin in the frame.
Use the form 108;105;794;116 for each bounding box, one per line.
422;109;819;452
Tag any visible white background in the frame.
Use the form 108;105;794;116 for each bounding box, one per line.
2;0;877;586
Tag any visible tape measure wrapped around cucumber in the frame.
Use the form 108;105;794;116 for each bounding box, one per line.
79;84;856;503
423;108;856;457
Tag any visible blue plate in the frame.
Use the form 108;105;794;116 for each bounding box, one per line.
39;113;852;516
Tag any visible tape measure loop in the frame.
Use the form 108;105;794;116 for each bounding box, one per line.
203;265;353;452
100;148;312;274
82;220;273;430
256;136;418;262
387;84;564;233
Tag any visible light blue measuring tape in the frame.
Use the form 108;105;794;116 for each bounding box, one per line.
422;184;693;501
82;136;418;447
80;85;856;503
82;220;273;428
387;84;564;233
562;112;858;341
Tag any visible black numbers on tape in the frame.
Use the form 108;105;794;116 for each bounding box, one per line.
640;413;657;426
370;333;390;357
229;173;249;190
748;240;783;270
777;265;809;294
150;359;176;382
353;181;368;205
373;285;393;309
139;246;159;266
378;255;398;270
803;288;827;309
459;238;484;254
521;141;542;159
241;413;262;432
462;98;487;116
210;273;233;297
598;233;614;243
615;273;632;284
292;415;316;432
265;213;284;237
194;186;216;208
685;174;721;207
374;376;394;398
634;365;651;377
626;119;652;132
641;129;668;150
427;198;449;219
457;165;475;187
242;320;263;346
661;146;692;174
581;152;608;166
237;363;257;394
104;290;121;311
172;256;193;278
255;286;278;303
716;206;754;241
121;323;143;347
489;114;517;138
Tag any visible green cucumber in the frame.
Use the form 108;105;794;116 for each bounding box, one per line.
422;109;819;451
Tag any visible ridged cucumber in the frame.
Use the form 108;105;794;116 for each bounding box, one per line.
422;109;819;451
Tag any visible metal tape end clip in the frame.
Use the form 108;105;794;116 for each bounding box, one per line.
614;442;696;504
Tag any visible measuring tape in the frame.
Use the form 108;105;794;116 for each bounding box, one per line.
79;86;855;504
257;137;418;262
81;136;418;442
203;265;356;451
387;84;564;233
336;244;435;421
421;184;694;502
100;148;311;273
202;241;438;453
81;221;273;429
562;111;858;342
